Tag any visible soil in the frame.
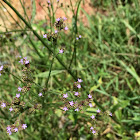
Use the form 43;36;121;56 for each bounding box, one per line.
0;0;96;31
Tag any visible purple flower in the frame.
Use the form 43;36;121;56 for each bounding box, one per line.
92;130;96;134
97;109;101;113
63;107;68;111
23;57;27;60
109;112;112;116
88;94;92;99
9;107;13;112
0;65;3;71
63;93;68;98
63;17;67;21
7;126;11;131
56;18;60;21
59;49;63;53
76;37;79;40
79;35;81;38
91;115;95;119
19;59;23;64
90;127;94;131
14;128;18;132
69;101;74;106
1;102;6;108
57;0;59;2
16;93;20;98
75;108;79;112
18;86;22;92
89;103;93;107
38;93;42;96
64;26;68;31
22;124;27;129
74;92;79;96
77;84;81;88
47;1;50;4
78;78;83;83
7;131;12;135
55;30;58;33
25;60;29;64
43;34;47;38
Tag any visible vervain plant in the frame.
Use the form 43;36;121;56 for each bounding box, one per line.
1;0;130;139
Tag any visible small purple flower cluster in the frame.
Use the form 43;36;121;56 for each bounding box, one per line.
62;78;93;112
90;127;96;135
76;35;82;40
60;78;113;135
19;57;30;65
43;17;68;53
6;124;27;135
0;58;43;135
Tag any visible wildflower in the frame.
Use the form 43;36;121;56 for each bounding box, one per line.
109;112;112;116
89;103;93;107
64;26;68;31
47;1;50;4
63;93;68;98
9;107;13;112
59;49;63;53
56;18;60;21
75;108;79;112
55;30;58;33
18;86;22;92
7;126;11;131
1;102;6;108
57;0;59;2
79;35;81;38
0;65;3;71
38;93;42;96
14;128;18;132
91;115;95;119
16;93;20;98
19;59;23;64
74;92;79;96
63;17;67;21
43;34;47;38
78;78;83;83
90;127;94;131
69;101;74;106
25;60;29;64
7;131;12;135
88;94;92;99
23;57;27;60
77;84;81;88
76;37;79;40
22;124;27;129
63;106;68;111
92;130;96;134
97;109;101;113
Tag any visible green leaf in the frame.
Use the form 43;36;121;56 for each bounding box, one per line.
118;60;140;85
34;70;65;78
31;0;36;24
89;77;102;92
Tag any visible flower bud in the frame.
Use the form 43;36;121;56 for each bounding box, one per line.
13;97;20;105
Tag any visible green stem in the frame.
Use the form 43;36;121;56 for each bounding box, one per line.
46;55;55;89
